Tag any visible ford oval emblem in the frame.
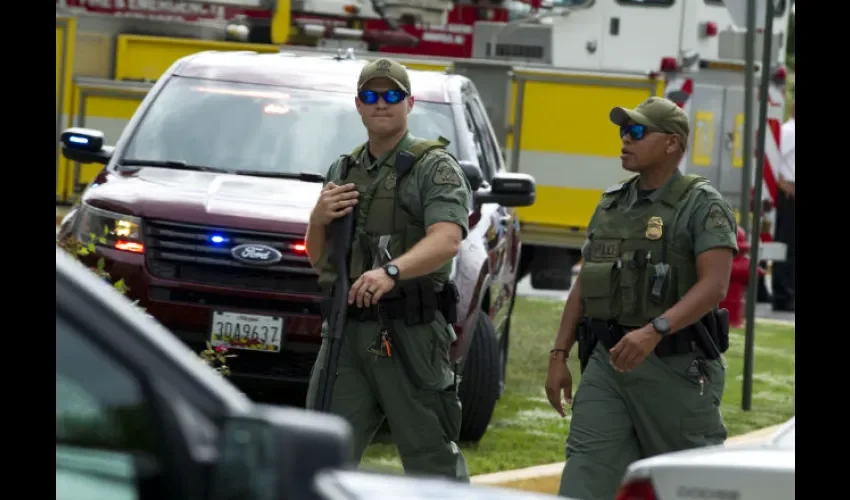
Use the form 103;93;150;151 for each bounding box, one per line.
230;244;283;266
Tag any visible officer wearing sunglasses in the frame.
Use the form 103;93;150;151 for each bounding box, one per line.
304;58;471;481
545;97;739;500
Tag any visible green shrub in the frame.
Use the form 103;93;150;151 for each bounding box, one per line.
57;228;235;376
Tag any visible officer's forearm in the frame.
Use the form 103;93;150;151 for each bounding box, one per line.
305;219;327;269
662;278;726;334
553;277;584;354
390;225;461;280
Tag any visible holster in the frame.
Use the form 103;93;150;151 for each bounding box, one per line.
692;309;729;361
714;308;730;352
378;277;439;326
437;281;460;324
576;318;596;374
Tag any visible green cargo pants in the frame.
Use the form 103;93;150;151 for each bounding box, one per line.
559;344;727;500
306;312;470;482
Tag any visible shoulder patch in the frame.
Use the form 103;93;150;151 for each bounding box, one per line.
704;202;734;232
432;161;462;186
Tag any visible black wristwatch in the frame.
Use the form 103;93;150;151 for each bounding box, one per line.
651;317;671;336
382;264;400;283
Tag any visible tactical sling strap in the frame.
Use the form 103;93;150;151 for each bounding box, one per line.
392;136;451;230
336;137;452;274
661;174;707;259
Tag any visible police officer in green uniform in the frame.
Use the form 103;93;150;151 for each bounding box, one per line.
304;58;472;481
544;97;738;499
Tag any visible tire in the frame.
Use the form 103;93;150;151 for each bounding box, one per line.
530;247;575;291
458;313;502;443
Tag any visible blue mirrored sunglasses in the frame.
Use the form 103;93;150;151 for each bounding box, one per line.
358;89;407;105
619;124;650;140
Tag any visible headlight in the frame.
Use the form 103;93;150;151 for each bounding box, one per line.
75;204;144;253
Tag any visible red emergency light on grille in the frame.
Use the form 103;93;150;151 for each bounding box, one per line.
615;478;658;500
292;242;307;253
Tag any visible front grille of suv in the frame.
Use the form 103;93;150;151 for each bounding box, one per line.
143;219;320;295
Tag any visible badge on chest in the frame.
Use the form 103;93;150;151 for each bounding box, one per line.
645;216;664;241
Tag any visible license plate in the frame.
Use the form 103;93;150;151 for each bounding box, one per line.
210;311;284;353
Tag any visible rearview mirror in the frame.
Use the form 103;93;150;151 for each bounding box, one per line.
458;160;483;191
210;405;353;500
474;172;536;207
60;127;114;165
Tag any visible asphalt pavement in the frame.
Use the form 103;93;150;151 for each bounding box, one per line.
516;273;795;324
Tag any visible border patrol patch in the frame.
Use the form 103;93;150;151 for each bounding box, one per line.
376;59;391;71
433;162;461;186
383;171;397;190
705;203;733;231
645;216;664;240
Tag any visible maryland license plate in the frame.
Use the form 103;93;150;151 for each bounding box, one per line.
209;311;284;352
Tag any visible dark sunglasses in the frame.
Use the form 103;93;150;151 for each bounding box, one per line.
619;124;658;140
358;89;407;105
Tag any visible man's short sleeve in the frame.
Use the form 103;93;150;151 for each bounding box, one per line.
323;159;338;188
417;150;472;239
688;186;739;256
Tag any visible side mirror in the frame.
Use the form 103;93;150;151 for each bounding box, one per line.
210;405;353;500
458;160;483;191
474;172;536;207
60;127;114;165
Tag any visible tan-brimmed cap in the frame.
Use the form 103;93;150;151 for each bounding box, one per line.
610;97;689;143
357;58;411;94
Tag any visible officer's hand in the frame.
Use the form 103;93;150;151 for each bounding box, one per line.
349;268;396;308
545;356;573;417
609;325;662;372
311;182;359;226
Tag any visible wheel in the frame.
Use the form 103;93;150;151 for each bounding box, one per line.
530;247;575;291
458;313;502;443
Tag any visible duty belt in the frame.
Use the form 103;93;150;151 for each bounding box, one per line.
585;318;698;358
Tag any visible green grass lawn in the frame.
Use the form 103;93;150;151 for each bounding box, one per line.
361;297;795;475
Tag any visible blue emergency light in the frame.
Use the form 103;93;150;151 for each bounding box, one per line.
60;127;104;152
209;234;228;244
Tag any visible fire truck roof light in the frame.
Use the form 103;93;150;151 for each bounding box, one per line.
772;65;787;84
660;57;679;72
343;4;359;15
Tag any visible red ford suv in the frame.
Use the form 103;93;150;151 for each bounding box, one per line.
57;49;535;442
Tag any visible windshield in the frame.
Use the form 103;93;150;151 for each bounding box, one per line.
121;76;458;176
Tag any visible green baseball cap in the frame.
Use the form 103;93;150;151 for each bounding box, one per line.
609;97;689;144
357;58;411;94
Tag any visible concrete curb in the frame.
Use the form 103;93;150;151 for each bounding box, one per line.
470;424;783;490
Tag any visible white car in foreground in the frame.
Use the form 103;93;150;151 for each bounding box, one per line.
616;417;795;500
